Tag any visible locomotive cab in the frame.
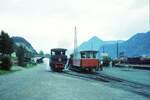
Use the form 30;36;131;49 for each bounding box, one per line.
50;48;67;72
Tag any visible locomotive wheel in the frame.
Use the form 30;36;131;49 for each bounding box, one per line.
58;69;63;72
50;66;53;71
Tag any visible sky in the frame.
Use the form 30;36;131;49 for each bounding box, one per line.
0;0;149;53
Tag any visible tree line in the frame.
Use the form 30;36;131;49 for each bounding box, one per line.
0;30;35;71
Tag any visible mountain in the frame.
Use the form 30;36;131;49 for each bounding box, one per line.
12;36;37;54
99;31;150;58
123;31;150;56
78;36;104;51
78;31;150;58
78;36;124;51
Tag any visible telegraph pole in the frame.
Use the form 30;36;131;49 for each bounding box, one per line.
91;40;93;50
148;0;150;27
74;26;77;58
102;45;105;53
116;40;119;59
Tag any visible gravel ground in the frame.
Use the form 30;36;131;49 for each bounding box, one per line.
0;60;149;100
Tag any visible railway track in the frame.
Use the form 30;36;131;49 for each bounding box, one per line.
61;70;150;98
95;72;150;98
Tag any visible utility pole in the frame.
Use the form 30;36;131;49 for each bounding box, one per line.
74;26;77;58
149;0;150;25
116;40;119;59
91;40;93;50
91;37;94;50
102;45;105;53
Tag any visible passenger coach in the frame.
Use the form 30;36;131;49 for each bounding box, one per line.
70;50;101;72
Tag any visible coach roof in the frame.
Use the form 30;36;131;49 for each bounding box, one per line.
80;50;98;53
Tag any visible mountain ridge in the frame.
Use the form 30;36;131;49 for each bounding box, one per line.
12;36;37;54
78;31;150;58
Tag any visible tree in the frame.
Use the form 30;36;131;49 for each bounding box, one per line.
0;30;14;70
0;55;12;70
0;30;14;55
16;46;26;67
39;50;44;56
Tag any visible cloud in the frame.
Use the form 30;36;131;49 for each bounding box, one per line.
0;0;149;53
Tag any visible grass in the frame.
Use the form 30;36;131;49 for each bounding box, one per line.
0;70;10;75
26;63;37;68
0;63;38;75
0;65;23;75
0;69;19;75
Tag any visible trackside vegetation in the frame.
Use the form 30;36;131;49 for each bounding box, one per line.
0;30;37;75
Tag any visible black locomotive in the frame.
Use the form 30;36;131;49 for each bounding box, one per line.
49;48;67;72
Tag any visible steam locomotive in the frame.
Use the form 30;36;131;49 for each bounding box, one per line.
49;48;67;72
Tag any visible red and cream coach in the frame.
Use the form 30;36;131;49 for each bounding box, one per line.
70;50;101;72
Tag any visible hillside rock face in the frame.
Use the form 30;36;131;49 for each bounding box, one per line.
78;36;104;51
12;36;37;54
121;31;150;57
78;31;150;58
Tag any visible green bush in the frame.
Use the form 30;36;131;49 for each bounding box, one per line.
0;55;12;70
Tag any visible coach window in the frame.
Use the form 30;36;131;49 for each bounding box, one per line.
81;52;86;58
86;52;90;58
93;52;96;58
